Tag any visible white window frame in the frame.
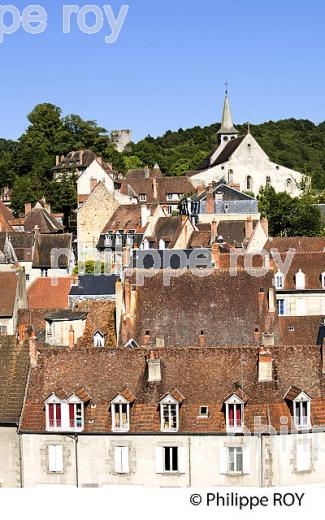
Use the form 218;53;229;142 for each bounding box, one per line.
160;395;179;432
293;392;311;429
139;193;147;202
45;394;84;432
225;395;244;432
277;298;286;316
111;395;130;432
321;272;325;289
227;446;243;474
93;330;105;347
163;446;179;473
48;444;64;473
114;446;129;474
295;270;305;290
275;271;284;289
45;394;62;431
67;395;84;431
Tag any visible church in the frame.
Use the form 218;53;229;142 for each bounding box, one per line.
187;91;303;197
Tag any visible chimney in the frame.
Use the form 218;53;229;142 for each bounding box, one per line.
261;217;269;237
196;185;205;195
144;165;150;178
56;155;60;166
258;288;265;313
69;326;75;350
25;203;32;216
90;177;98;191
123;247;131;268
152;177;158;199
258;346;273;382
245;217;254;239
18;323;26;343
71;273;79;286
322;339;325;375
268;288;275;313
206;184;214;214
156;336;165;348
97;156;103;166
79;150;84;165
211;220;217;242
211;242;220;269
141;205;148;228
147;350;161;382
198;330;205;348
143;330;151;346
254;328;260;345
29;331;38;368
262;332;274;347
229;182;241;192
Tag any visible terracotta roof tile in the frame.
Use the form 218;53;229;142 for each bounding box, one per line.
27;278;71;309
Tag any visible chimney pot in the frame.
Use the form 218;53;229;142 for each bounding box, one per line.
69;325;75;350
25;203;32;216
147;352;161;382
143;330;151;346
199;331;205;348
211;242;220;269
258;345;273;382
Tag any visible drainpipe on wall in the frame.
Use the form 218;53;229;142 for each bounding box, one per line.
75;435;79;488
18;430;24;488
188;436;191;488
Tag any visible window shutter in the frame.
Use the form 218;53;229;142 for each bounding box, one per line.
55;445;63;472
69;404;75;427
48;445;56;472
56;404;61;426
296;441;311;472
121;447;129;474
243;446;251;474
178;447;186;474
219;447;228;474
114;447;123;473
155;447;164;473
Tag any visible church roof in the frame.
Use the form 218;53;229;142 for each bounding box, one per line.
217;94;239;135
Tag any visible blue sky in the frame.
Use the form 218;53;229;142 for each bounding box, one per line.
0;0;324;142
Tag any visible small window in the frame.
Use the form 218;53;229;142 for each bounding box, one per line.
93;331;104;347
48;403;62;429
225;395;244;431
160;396;179;432
275;271;284;289
246;176;252;191
228;447;243;474
48;445;63;473
266;176;271;187
25;274;30;282
167;193;173;201
139;193;147;202
69;403;83;429
277;299;286;316
164;447;178;472
0;325;8;336
223;136;229;142
111;399;130;432
41;269;48;278
199;406;209;417
293;398;310;429
288;325;295;332
114;446;129;474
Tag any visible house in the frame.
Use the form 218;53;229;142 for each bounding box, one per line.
18;343;325;487
69;275;117;303
23;199;64;233
120;165;195;214
75;300;116;348
0;186;12;208
0;201;14;232
0;335;30;487
45;310;87;346
186;92;303;196
0;231;74;287
0;270;27;336
77;182;136;262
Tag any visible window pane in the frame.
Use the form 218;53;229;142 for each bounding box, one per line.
172;447;178;472
228;448;235;472
121;404;128;428
236;448;243;472
164;447;171;471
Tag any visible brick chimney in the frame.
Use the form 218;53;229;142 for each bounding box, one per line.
268;288;275;313
140;205;148;228
97;156;103;166
198;330;205;348
29;331;38;368
143;330;151;346
18;323;26;344
261;217;269;237
144;166;150;178
25;203;32;216
245;217;254;239
258;346;273;382
56;155;60;166
206;184;214;214
254;328;260;344
147;350;161;382
262;332;274;347
211;242;220;269
69;326;75;350
211;220;217;242
152;177;158;199
258;288;265;313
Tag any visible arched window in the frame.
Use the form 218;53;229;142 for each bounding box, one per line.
275;271;284;289
246;176;252;191
286;178;294;194
223;136;229;142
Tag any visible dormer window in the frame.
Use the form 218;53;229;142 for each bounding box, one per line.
45;390;89;432
293;393;311;429
275;271;284;289
159;239;166;250
225;394;244;432
111;395;130;432
295;269;305;290
160;395;179;432
139;193;146;202
93;330;105;347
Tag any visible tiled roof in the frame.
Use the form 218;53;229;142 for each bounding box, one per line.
32;233;72;269
279;316;322;345
120;176;195;204
20;345;325;433
188;224;211;248
0;271;18;317
0;201;13;222
101;205;144;234
190;136;245;173
0;337;30;424
124;270;279;347
24;208;63;233
69;275;117;297
27;278;71;309
272;252;325;290
52;150;96;171
75;300;116;349
266;237;325;253
0;232;34;262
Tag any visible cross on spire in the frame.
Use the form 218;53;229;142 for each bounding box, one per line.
224;81;229;95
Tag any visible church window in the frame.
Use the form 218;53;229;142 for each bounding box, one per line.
246;176;252;191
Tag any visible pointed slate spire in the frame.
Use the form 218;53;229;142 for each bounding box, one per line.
217;90;239;136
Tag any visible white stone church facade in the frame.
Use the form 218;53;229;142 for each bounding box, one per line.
188;93;303;197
